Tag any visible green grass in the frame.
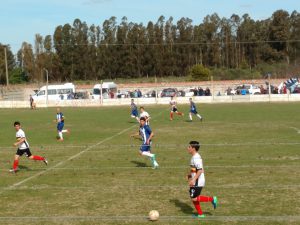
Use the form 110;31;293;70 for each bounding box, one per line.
0;103;299;225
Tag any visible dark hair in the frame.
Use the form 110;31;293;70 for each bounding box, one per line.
189;141;200;151
140;117;146;121
14;121;21;126
140;106;144;110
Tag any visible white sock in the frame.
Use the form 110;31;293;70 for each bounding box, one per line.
142;151;154;158
59;132;63;139
197;114;202;119
62;129;68;133
189;113;192;120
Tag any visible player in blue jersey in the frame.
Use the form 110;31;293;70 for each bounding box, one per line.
130;99;139;122
55;108;69;141
189;98;203;122
131;117;159;169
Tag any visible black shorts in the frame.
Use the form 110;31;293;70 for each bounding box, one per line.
16;148;32;157
189;186;203;198
172;107;178;112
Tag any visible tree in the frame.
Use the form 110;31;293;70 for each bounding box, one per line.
188;64;211;81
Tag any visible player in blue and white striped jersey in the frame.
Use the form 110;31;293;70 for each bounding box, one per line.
130;99;139;122
55;108;69;141
131;117;159;169
189;98;203;122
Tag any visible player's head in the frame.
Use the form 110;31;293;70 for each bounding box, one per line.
131;99;134;103
14;121;21;130
140;106;144;112
139;117;146;126
171;96;173;100
188;141;200;152
189;98;192;102
56;107;61;113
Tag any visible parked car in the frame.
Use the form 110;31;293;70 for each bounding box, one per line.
234;84;261;95
160;88;179;97
143;90;157;98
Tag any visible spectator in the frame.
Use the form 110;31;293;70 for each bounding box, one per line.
198;87;204;96
204;88;211;96
29;95;36;109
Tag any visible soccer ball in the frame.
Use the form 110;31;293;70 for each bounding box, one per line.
148;210;159;221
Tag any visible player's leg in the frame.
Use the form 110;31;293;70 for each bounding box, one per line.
196;113;202;121
189;112;193;121
197;196;217;209
11;154;20;172
190;187;205;218
170;111;174;120
27;149;48;165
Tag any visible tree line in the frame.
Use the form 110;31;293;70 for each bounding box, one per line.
0;9;300;84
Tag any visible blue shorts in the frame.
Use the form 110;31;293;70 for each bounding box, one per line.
57;122;64;131
131;110;138;117
190;109;198;114
140;143;151;152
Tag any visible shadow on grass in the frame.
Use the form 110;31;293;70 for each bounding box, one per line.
169;199;212;215
170;199;193;214
130;160;148;167
18;165;31;171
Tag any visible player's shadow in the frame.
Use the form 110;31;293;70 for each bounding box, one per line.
131;160;148;168
18;165;31;171
170;199;193;214
170;199;213;215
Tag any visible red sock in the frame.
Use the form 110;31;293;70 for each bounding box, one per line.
192;201;203;215
32;155;44;161
197;196;213;202
13;160;19;170
170;112;173;120
177;112;183;116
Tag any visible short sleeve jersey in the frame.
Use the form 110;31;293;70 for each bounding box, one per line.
140;111;150;119
139;125;152;145
170;99;176;110
131;102;137;111
190;152;205;187
16;129;29;150
190;101;196;111
56;112;64;124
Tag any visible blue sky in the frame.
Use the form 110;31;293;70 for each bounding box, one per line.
1;0;299;54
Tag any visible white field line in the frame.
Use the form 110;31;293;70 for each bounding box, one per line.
1;184;299;191
1;164;299;172
289;127;300;134
0;215;299;222
0;125;137;194
1;141;300;150
1;109;167;194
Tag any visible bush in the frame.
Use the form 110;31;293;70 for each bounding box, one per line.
188;64;211;81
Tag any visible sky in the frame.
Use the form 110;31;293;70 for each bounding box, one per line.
1;0;299;54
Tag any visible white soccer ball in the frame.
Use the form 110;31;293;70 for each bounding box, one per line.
148;210;159;221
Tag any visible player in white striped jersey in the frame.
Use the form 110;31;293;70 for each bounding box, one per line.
139;106;151;125
169;96;184;120
10;121;48;173
187;141;217;218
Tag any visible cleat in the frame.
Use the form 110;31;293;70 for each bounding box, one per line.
57;138;64;142
43;158;48;166
67;129;70;134
193;214;206;219
9;168;18;173
152;161;159;169
212;196;218;209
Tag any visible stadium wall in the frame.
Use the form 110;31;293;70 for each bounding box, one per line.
0;94;300;108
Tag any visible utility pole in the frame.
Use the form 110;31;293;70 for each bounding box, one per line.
4;46;9;86
43;68;49;107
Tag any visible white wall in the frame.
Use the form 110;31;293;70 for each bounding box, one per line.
1;94;300;108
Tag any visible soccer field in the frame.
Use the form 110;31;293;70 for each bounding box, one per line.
0;103;299;225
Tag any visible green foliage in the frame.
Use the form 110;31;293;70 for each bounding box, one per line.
9;68;27;84
188;64;211;81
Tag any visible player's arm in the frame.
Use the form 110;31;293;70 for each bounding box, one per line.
189;169;203;186
146;131;154;145
13;137;25;147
